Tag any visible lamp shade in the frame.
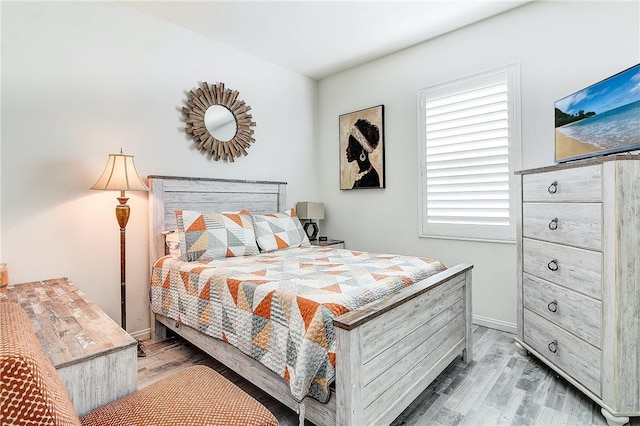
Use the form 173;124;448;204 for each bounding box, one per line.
296;202;324;220
91;152;148;192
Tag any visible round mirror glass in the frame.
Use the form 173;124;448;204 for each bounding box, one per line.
204;105;237;141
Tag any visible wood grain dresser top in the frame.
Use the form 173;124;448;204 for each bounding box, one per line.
515;153;639;175
0;277;137;368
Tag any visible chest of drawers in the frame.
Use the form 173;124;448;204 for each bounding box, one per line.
515;155;639;426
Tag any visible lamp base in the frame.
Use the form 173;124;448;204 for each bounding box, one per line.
303;222;319;240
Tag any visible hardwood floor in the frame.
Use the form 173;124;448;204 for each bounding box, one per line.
138;326;638;426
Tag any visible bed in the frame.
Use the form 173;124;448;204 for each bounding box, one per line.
148;175;473;426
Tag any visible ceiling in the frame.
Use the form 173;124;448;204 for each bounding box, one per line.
125;1;530;80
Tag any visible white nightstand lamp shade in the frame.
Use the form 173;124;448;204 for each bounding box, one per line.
296;202;324;240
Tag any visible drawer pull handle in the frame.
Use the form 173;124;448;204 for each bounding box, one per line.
548;218;558;230
547;259;559;271
548;340;558;353
548;299;558;312
548;181;558;194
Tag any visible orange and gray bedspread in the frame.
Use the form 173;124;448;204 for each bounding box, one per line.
150;246;446;402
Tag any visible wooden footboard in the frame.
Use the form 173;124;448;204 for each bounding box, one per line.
334;263;472;425
153;263;472;426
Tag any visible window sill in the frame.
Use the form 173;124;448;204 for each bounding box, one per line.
418;234;516;245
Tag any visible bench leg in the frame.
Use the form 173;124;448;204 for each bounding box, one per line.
298;401;306;426
153;318;169;342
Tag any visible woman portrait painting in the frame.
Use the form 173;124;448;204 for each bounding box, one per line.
339;105;385;189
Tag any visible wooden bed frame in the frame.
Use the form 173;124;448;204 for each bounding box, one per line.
147;175;473;426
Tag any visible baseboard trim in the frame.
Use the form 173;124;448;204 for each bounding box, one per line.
130;328;151;341
473;315;516;334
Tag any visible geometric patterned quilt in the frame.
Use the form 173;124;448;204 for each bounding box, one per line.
150;246;446;402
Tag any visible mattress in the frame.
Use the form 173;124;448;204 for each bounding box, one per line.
150;246;446;402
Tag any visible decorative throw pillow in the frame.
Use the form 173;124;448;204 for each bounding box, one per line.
252;208;311;252
175;210;259;261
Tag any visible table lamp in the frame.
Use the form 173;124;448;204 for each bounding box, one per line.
296;202;324;240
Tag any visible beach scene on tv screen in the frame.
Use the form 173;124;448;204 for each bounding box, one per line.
555;64;640;162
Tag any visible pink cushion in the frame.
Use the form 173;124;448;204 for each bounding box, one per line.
80;365;278;426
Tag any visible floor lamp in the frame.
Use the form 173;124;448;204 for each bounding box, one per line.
91;150;148;355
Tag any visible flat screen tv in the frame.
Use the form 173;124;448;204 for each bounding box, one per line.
555;63;640;163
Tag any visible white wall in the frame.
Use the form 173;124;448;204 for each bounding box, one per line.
317;1;639;332
2;1;638;338
1;2;318;335
0;3;3;263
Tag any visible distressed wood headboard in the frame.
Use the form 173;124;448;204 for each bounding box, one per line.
147;175;287;267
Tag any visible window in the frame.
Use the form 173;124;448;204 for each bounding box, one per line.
417;64;521;243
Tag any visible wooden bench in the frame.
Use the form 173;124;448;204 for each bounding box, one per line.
0;277;137;415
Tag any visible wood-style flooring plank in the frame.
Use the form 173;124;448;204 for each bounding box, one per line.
138;326;639;425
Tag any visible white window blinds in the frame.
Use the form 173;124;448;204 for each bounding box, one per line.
418;65;520;242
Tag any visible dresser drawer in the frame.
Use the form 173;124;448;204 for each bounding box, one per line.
522;203;602;251
522;238;602;299
522;165;602;202
523;274;601;347
524;309;601;396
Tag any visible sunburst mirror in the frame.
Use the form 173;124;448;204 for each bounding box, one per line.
182;82;256;162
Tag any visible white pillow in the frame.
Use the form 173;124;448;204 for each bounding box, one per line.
164;230;181;259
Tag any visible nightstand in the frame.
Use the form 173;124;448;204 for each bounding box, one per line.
311;238;345;249
0;277;138;416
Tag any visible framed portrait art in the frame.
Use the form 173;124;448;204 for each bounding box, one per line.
339;105;385;190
